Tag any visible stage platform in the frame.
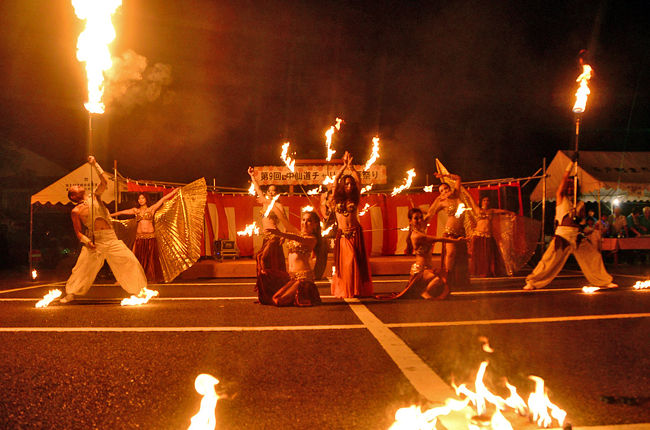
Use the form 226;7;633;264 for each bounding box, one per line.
178;255;440;279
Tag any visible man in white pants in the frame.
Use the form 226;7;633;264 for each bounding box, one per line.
61;156;147;303
524;157;618;290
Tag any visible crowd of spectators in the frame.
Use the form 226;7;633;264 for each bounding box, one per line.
588;206;650;238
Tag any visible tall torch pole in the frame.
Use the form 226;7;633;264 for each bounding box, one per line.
72;0;122;241
571;58;593;208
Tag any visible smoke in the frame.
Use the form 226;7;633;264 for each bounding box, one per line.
104;49;173;113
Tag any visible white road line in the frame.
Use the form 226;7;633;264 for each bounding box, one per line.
343;298;454;399
386;312;650;328
0;296;338;302
0;282;65;294
343;298;470;429
0;325;365;332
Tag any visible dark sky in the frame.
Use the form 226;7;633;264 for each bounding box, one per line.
1;0;648;189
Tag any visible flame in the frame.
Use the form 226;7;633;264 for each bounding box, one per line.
527;375;565;428
321;224;334;236
237;222;260;237
280;142;295;172
582;286;601;294
121;287;159;306
306;187;321;195
364;137;380;171
455;203;471;218
302;205;314;213
478;336;494;353
35;289;62;308
263;194;281;217
399;226;410;231
491;409;513;430
31;269;38;280
322;175;335;186
572;64;593;114
325;117;343;161
360;184;373;194
391;169;416;196
188;374;220;430
358;203;372;216
504;380;528;416
248;183;256;196
423;185;434;192
632;280;650;290
72;0;122;114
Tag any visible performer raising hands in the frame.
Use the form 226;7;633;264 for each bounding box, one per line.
111;189;178;282
426;171;471;288
248;166;286;272
330;151;373;298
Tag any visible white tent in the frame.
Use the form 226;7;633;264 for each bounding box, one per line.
530;150;650;202
31;163;126;205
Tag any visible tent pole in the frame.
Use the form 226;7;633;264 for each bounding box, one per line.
114;159;118;212
29;201;33;278
541;157;546;251
597;189;601;219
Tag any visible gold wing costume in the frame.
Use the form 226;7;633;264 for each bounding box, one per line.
112;178;207;283
435;158;478;237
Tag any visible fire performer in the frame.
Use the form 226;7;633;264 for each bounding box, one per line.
248;166;286;272
524;158;617;290
256;207;322;306
426;172;471;289
470;197;512;277
61;156;147;303
330;151;373;298
110;189;179;282
385;208;462;300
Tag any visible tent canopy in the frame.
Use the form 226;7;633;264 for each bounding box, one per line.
31;163;126;205
530;150;650;202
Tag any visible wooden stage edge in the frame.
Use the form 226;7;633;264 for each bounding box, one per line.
179;255;432;279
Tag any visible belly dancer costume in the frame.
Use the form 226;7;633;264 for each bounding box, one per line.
132;210;163;282
255;235;321;307
470;211;505;277
442;201;471;288
331;201;373;298
255;210;286;273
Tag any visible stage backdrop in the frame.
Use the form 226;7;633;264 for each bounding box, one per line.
126;182;523;257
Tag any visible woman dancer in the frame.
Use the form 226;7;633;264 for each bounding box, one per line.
255;208;322;307
248;166;286;272
426;172;471;288
111;189;178;282
470;196;512;277
330;151;373;298
389;208;463;300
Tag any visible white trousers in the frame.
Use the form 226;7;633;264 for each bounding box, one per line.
526;227;612;289
66;230;146;296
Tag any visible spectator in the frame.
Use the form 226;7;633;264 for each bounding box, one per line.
608;206;628;238
596;213;611;237
627;208;646;237
640;206;650;234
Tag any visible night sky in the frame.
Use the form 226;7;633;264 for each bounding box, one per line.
1;0;648;189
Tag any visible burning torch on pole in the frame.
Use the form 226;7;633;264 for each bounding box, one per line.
571;50;592;208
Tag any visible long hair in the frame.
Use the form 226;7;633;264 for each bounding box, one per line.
405;207;423;255
305;211;323;256
333;174;360;205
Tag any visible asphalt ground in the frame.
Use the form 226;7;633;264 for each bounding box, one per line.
0;267;649;430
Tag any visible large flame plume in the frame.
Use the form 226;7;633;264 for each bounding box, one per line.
391;169;416;196
264;195;281;217
572;64;592;114
72;0;122;114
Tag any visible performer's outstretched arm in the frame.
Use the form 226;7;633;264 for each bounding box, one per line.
149;188;179;213
88;156;107;196
247;167;266;204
